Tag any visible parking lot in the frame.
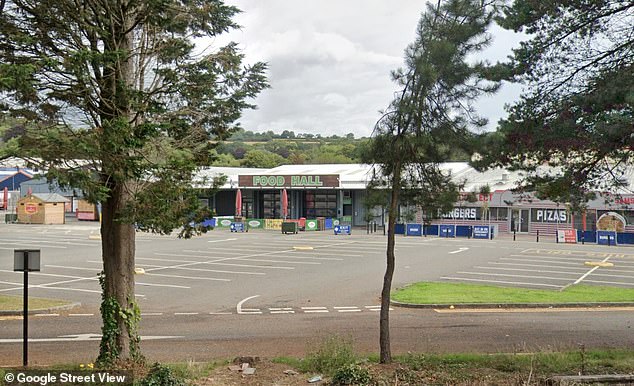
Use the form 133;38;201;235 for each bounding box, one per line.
441;245;634;290
2;224;634;315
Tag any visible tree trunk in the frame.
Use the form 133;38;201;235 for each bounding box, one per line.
380;164;402;364
97;181;139;365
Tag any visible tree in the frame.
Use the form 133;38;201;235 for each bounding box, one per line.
475;1;634;205
0;0;267;365
363;0;500;363
241;149;285;168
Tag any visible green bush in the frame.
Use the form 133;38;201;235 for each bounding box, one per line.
139;363;186;386
331;363;373;385
303;335;357;375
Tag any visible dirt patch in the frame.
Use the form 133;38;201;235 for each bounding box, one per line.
193;359;536;385
195;359;319;386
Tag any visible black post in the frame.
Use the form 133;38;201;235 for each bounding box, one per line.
582;233;585;245
536;230;539;243
373;222;377;233
367;223;369;234
513;230;516;241
383;224;386;236
23;251;28;367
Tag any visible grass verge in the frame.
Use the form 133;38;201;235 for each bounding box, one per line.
0;294;72;311
392;282;634;304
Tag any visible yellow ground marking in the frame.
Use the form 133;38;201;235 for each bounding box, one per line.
584;261;615;267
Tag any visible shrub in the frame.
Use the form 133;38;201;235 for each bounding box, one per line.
139;363;186;386
331;363;373;386
303;335;357;375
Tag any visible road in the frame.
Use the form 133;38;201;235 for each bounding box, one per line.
1;223;634;365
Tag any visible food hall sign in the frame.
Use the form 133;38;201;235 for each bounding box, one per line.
239;174;340;188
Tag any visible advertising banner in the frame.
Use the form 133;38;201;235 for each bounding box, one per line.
473;225;490;239
556;229;577;244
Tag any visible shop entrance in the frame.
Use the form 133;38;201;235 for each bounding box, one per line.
511;209;529;232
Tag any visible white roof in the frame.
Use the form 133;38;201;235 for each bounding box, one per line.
195;162;634;194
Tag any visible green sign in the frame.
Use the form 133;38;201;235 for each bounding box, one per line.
238;174;340;188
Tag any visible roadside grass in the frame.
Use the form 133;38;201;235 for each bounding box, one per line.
0;294;71;311
392;282;634;304
276;349;634;385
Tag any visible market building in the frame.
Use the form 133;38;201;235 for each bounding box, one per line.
197;163;634;236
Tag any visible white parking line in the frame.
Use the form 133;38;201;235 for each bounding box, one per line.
442;276;563;288
136;282;190;289
301;307;329;313
122;262;266;276
334;306;361;313
69;313;94;317
489;262;588;272
0;239;67;248
449;247;469;254
237;295;262;315
572;254;616;285
144;273;231;282
456;271;573;282
583;279;634;287
141;313;163;316
500;258;585;266
174;312;199;315
136;256;294;270
207;238;238;243
474;266;582;276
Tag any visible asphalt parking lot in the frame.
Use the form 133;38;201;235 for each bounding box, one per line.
2;223;634;315
441;245;634;290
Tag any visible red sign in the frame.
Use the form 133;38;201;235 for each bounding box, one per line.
24;203;38;214
557;229;577;244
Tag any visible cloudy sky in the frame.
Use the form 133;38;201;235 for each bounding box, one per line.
211;1;525;137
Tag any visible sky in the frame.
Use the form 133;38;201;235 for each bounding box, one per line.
209;0;526;137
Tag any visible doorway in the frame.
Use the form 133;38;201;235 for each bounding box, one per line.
511;209;529;232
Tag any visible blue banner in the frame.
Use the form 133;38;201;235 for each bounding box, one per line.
334;225;351;235
473;225;490;239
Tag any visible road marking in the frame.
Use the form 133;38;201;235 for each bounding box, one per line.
583;279;634;287
209;312;232;315
572;254;614;286
473;266;581;276
456;271;571;282
207;238;238;243
136;257;294;270
441;276;563;288
34;313;59;317
143;273;231;282
489;261;588;272
136;282;190;289
334;306;361;313
0;334;182;343
270;308;295;314
364;306;393;311
69;313;94;317
141;313;163;316
130;262;266;276
449;247;469;254
174;312;199;315
301;307;329;313
237;295;262;314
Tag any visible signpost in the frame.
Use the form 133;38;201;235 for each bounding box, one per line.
14;249;41;367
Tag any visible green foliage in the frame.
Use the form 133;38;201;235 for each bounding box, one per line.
139;363;186;386
240;149;286;168
477;1;634;204
303;335;358;376
96;272;143;367
331;364;373;386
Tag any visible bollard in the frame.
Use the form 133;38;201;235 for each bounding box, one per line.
582;233;585;245
374;222;377;233
513;230;516;241
367;223;369;234
383;224;386;236
537;230;539;243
